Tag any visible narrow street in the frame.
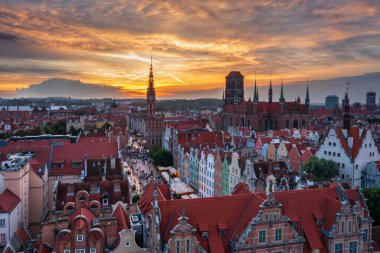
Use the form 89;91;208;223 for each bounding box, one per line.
123;136;156;199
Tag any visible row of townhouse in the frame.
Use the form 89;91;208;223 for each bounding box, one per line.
255;135;317;171
176;143;243;197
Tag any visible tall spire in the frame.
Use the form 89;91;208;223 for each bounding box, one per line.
343;82;351;130
305;79;310;104
147;56;156;117
279;76;285;103
149;56;154;88
268;73;273;103
254;71;258;102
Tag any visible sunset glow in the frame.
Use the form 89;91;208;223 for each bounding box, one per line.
0;0;380;98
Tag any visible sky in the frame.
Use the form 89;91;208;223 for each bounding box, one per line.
0;0;380;99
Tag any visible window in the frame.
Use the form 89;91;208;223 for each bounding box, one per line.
72;162;82;168
186;239;190;253
349;241;357;253
340;221;345;233
259;230;266;243
328;151;331;155
335;243;343;253
77;235;83;242
363;229;368;241
75;250;85;253
124;242;131;248
176;240;180;253
220;229;226;238
324;151;327;155
64;250;70;253
348;221;352;233
202;232;208;239
90;249;96;253
0;234;6;242
102;197;109;206
329;142;331;146
0;219;5;228
338;153;340;157
275;228;282;241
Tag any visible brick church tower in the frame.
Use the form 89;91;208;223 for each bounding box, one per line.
147;57;156;117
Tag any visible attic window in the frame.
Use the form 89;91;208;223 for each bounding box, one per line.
102;197;109;206
78;195;86;201
202;232;208;240
316;219;323;226
220;229;226;238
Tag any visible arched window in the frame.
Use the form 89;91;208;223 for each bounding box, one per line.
264;120;269;130
274;120;278;130
241;117;245;126
286;120;290;129
293;119;299;129
78;194;86;201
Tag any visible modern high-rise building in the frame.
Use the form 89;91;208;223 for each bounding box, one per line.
325;95;339;110
366;91;376;110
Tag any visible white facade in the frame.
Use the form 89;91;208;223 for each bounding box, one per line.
204;152;215;197
316;127;379;188
198;151;207;197
0;202;20;245
228;152;241;194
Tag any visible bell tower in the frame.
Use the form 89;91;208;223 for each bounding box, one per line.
147;57;156;117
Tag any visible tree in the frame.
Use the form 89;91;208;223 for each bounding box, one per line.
303;156;339;181
132;194;140;203
363;187;380;226
149;147;173;167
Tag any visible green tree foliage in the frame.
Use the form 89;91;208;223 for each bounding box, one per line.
363;187;380;226
69;126;82;136
149;147;173;167
43;119;67;135
303;156;339;181
132;194;140;203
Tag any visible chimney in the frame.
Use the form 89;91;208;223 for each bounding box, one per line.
90;182;99;193
114;180;121;192
67;184;75;196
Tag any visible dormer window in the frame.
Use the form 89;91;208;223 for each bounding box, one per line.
316;219;323;226
202;232;208;239
102;197;109;206
220;229;226;238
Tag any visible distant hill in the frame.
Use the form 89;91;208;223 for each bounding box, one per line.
16;79;122;99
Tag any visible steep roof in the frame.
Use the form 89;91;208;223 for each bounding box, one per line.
334;127;368;160
0;189;21;213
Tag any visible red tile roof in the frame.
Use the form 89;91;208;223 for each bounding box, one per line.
140;183;367;253
0;189;21;213
334;127;367;160
112;203;130;231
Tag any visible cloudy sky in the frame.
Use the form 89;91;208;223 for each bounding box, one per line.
0;0;380;99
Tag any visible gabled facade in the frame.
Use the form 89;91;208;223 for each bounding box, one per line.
316;127;379;187
214;149;223;197
140;181;372;253
228;152;240;194
221;155;230;196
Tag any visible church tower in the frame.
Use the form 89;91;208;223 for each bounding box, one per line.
279;77;285;114
268;77;273;103
342;84;351;130
147;57;156;117
305;82;310;113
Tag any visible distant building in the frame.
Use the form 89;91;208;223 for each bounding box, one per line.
325;95;339;110
221;71;310;131
144;59;164;149
316;90;380;188
366;91;376;111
